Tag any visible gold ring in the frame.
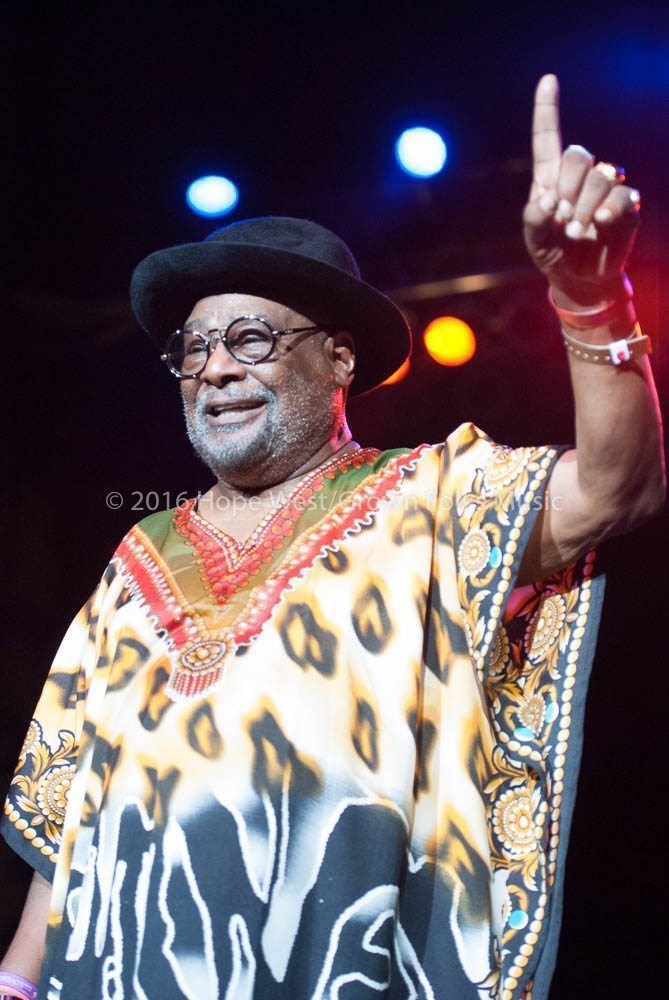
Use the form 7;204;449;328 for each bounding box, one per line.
594;162;626;185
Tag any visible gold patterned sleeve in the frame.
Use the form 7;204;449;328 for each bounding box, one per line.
446;420;607;1000
0;568;112;884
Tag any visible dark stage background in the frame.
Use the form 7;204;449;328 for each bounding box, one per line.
3;4;668;996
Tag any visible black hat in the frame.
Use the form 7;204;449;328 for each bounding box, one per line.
129;215;412;398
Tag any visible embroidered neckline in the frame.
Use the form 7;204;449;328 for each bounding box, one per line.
173;445;382;605
113;442;431;700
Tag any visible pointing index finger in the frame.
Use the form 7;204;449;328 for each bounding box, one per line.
532;73;562;192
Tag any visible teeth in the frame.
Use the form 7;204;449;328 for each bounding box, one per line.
209;402;261;415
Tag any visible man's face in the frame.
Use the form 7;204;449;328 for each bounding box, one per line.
179;293;354;489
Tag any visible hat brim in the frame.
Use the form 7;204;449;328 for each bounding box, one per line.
130;241;412;398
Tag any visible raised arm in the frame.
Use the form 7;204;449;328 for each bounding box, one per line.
0;870;51;992
516;74;665;587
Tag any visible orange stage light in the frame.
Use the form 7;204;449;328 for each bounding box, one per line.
423;316;476;366
381;356;411;386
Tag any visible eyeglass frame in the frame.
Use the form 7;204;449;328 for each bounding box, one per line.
160;314;337;379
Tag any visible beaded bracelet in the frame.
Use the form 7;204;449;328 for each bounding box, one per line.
561;322;651;366
0;969;38;1000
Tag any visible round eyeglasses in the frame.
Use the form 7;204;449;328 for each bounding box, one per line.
161;315;334;378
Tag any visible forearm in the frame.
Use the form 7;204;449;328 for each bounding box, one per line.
1;871;51;987
558;293;666;526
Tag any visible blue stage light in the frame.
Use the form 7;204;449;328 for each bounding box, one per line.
186;175;239;217
395;127;447;178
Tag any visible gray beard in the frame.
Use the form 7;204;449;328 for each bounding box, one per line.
181;376;345;488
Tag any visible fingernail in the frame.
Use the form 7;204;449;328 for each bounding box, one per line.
539;191;558;213
583;223;597;240
565;220;584;239
556;199;574;221
594;207;613;223
565;144;593;159
629;189;641;207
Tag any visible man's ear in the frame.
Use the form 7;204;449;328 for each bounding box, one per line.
327;330;356;390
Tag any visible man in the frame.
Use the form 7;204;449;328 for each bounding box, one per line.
0;75;664;1000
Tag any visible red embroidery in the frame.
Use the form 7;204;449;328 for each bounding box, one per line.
173;447;381;605
113;443;432;700
231;443;431;645
114;531;200;649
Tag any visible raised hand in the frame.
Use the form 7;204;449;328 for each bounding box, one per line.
523;74;640;306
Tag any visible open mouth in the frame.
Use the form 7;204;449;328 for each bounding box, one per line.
205;400;267;424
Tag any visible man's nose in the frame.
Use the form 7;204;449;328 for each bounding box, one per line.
199;339;247;383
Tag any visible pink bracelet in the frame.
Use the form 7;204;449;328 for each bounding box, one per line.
0;970;38;1000
547;275;636;330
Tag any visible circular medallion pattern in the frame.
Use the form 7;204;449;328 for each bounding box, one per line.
19;719;43;761
517;694;546;735
458;529;491;576
482;447;530;496
180;639;228;672
37;763;76;824
525;595;567;663
488;624;510;676
492;787;537;855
